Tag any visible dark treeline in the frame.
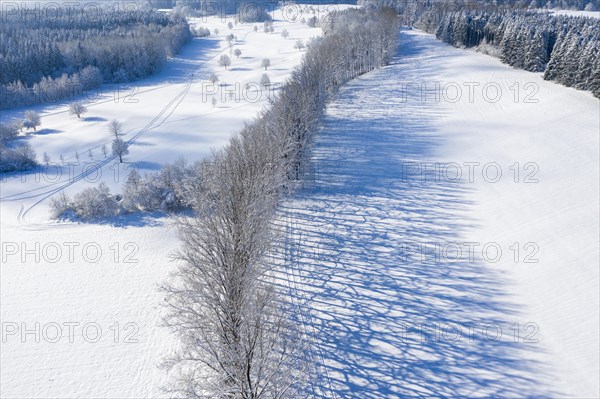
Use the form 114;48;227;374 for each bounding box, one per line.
0;8;191;110
359;0;599;12
416;9;600;96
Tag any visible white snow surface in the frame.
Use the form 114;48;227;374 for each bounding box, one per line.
0;15;598;399
550;9;600;18
282;29;599;398
0;5;355;398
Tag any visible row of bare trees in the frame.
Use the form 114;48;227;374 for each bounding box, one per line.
160;7;400;398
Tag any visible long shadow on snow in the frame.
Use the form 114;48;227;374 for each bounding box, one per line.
274;30;554;398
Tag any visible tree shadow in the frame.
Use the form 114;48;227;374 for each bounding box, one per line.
83;116;107;122
33;128;62;135
230;67;253;72
131;160;163;171
273;30;556;398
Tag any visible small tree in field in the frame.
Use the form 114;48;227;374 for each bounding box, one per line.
212;97;217;107
108;119;123;139
227;21;233;30
213;28;219;35
260;73;271;88
23;110;41;132
253;25;258;32
295;40;305;51
281;29;289;39
69;102;87;119
112;138;129;163
209;73;219;84
234;48;242;58
43;152;50;165
261;58;271;70
219;54;231;69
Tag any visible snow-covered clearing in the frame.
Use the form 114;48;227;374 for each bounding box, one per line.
282;28;599;397
0;5;355;398
550;9;600;18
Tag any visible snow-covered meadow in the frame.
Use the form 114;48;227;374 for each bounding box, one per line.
283;28;599;398
0;4;598;399
0;5;354;397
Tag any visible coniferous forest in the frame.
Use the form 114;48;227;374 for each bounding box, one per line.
0;7;191;110
416;10;600;97
360;0;599;97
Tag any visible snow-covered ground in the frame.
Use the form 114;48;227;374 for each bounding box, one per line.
283;28;599;397
1;8;598;398
0;5;345;223
550;9;600;18
0;5;355;398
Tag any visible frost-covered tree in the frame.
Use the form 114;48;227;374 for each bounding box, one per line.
79;66;103;90
219;54;232;69
417;7;600;97
112;138;129;163
49;192;73;220
121;168;143;211
73;182;118;219
294;40;305;51
23;111;41;132
228;21;234;30
260;73;271;88
109;119;123;139
281;29;289;39
0;122;19;144
234;48;242;58
162;144;307;397
69;102;88;119
261;58;271;70
0;8;191;111
209;73;219;84
0;143;37;172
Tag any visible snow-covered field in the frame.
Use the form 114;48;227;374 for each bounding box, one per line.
283;29;599;397
0;5;354;398
550;9;600;18
1;8;598;399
